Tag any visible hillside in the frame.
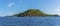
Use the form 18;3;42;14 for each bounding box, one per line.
13;9;51;17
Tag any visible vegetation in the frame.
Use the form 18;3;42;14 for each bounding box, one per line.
13;9;58;17
13;9;47;17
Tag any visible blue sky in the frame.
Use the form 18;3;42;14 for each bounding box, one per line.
0;0;60;16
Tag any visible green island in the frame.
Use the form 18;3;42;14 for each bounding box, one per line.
12;9;59;17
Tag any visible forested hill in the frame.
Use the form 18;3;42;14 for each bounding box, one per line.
13;9;53;17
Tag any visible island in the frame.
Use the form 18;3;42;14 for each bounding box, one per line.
13;9;59;17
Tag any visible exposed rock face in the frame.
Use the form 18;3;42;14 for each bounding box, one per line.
13;9;48;17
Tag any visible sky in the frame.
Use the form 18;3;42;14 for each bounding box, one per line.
0;0;60;16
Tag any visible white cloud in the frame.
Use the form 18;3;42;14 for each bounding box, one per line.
0;12;6;17
0;12;15;16
0;12;3;16
54;7;60;15
8;3;14;7
8;12;15;16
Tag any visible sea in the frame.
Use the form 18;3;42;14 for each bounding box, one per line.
0;16;60;26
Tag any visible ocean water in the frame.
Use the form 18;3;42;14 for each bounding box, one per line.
0;17;60;26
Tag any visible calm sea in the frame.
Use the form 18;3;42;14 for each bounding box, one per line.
0;17;60;26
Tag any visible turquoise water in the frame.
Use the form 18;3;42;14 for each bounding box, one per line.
0;17;60;26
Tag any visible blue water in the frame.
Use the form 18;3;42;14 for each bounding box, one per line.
0;17;60;26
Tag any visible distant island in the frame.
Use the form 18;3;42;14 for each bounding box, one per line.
12;9;59;17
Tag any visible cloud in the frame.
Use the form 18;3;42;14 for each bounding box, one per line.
8;3;14;7
55;7;60;12
0;12;3;16
54;7;60;15
0;12;6;16
8;12;15;16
